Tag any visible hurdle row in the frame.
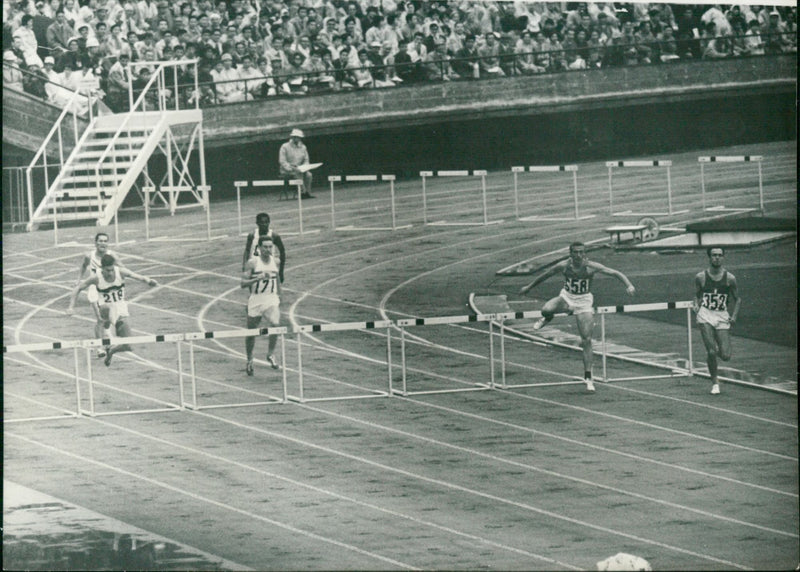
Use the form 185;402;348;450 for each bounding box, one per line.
229;155;766;236
6;302;696;421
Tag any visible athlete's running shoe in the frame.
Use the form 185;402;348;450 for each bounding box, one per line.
103;352;113;367
585;379;595;392
96;348;107;359
532;318;546;331
246;360;254;376
710;383;720;395
267;355;280;370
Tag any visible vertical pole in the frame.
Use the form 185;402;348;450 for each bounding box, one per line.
608;166;614;215
280;332;288;403
390;179;396;230
421;174;428;225
297;183;304;235
400;326;407;396
500;320;506;388
187;339;196;408
236;183;243;236
330;178;336;229
687;307;694;375
190;339;198;409
700;162;707;212
488;320;495;388
757;160;764;212
86;347;95;416
202;186;211;240
572;169;579;219
176;340;184;407
52;193;59;246
481;173;488;226
144;186;151;241
513;169;519;220
73;347;82;416
666;165;674;215
296;332;304;402
166;129;175;215
386;326;393;396
601;314;607;382
114;207;119;245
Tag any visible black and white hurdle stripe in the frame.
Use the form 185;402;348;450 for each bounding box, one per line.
4;302;693;353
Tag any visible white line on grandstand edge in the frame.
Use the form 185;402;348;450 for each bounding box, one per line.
301;403;798;536
4;432;419;572
174;411;753;569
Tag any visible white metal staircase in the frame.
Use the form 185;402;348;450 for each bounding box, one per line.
26;60;206;231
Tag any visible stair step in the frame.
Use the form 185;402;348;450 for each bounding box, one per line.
75;149;140;159
48;198;109;209
83;137;149;147
55;189;114;198
60;174;126;184
66;161;134;170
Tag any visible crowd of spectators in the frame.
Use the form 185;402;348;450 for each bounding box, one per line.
3;1;797;112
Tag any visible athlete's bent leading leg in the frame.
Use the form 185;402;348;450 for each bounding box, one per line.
104;318;133;366
535;296;569;330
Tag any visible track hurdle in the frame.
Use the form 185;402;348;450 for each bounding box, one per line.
511;165;594;221
327;174;411;231
698;156;764;213
234;179;318;236
144;185;219;241
607;160;688;217
420;170;503;226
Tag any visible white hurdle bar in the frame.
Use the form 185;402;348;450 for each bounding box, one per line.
698;156;764;213
328;175;411;231
144;185;218;241
607;160;688;217
420;170;503;226
234;179;317;237
511;165;594;221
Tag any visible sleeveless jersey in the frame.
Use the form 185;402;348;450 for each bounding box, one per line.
248;227;274;260
248;256;280;309
699;270;732;312
87;249;116;275
563;263;593;295
97;267;125;304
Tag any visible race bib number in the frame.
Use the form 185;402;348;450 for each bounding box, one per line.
702;292;728;311
565;278;589;295
251;274;277;295
103;289;124;303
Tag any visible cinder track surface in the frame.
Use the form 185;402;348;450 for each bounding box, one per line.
4;141;797;570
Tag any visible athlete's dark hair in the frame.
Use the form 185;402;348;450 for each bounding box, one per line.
95;232;109;242
569;241;585;253
100;254;116;267
256;212;270;223
706;246;725;257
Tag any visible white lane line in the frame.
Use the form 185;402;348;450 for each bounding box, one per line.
5;432;420;572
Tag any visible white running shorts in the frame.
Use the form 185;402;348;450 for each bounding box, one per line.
559;289;594;315
697;306;731;330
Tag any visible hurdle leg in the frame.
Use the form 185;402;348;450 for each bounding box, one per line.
280;333;288;403
187;339;197;409
481;174;488;226
85;347;95;417
601;314;608;382
176;341;184;407
500;320;506;388
296;332;304;402
700;163;707;212
201;185;211;240
330;178;336;229
73;347;82;416
488;320;495;388
513;170;520;220
572;170;579;219
390;179;397;230
400;326;408;396
686;307;694;375
386;327;393;396
757;160;764;212
297;183;304;235
421;174;428;225
667;165;674;215
608;166;613;215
